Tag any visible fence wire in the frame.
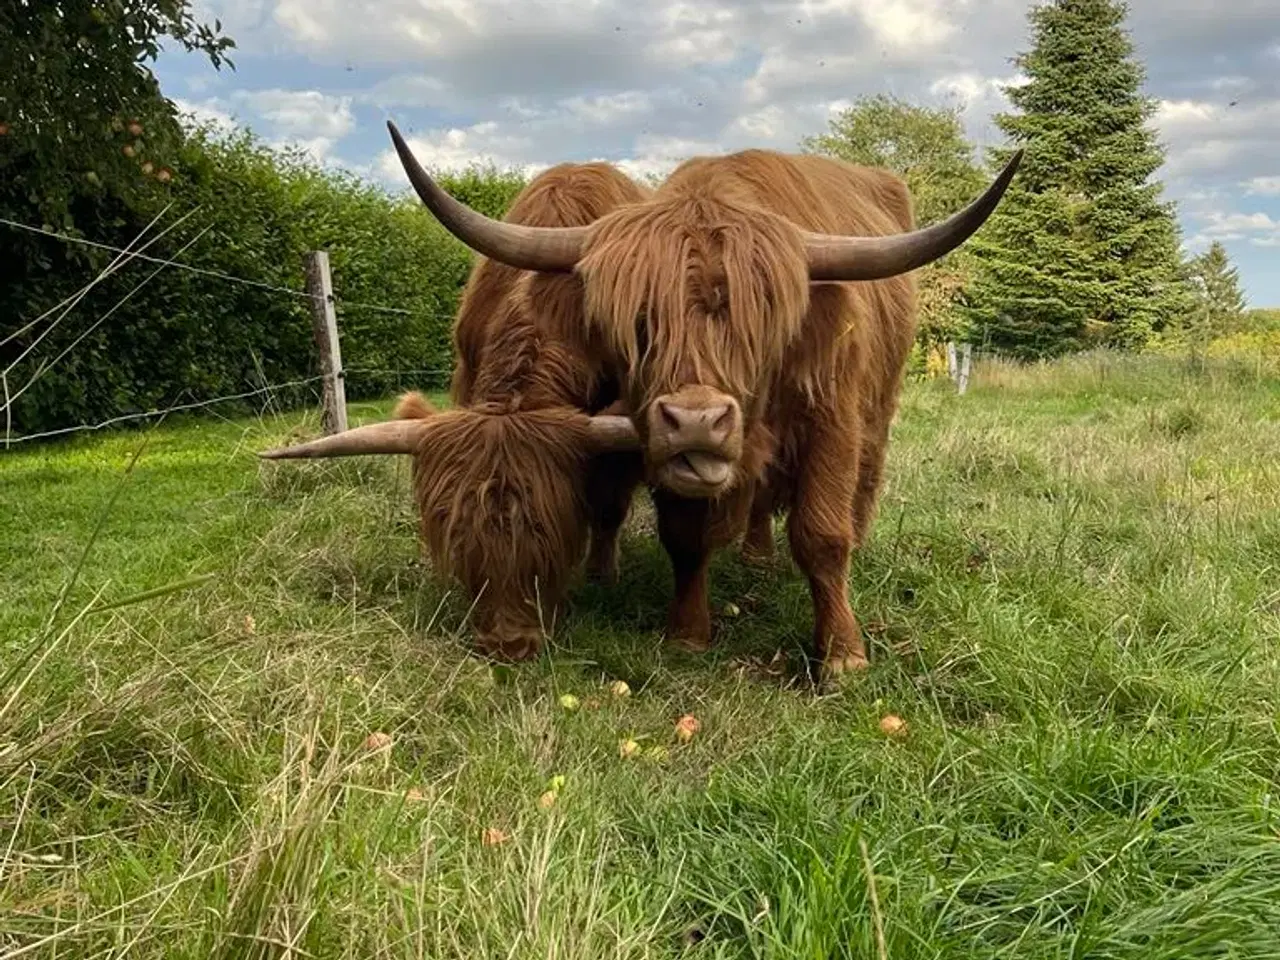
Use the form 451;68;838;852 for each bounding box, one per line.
2;211;462;448
0;216;450;318
1;204;185;351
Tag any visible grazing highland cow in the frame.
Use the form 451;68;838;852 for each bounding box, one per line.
386;120;1021;680
261;161;649;660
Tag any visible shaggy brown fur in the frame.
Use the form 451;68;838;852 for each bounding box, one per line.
395;162;648;660
573;149;921;678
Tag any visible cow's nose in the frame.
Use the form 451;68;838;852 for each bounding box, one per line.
654;398;737;451
645;388;744;496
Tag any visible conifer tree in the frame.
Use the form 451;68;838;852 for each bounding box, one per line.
1186;241;1247;336
961;0;1192;359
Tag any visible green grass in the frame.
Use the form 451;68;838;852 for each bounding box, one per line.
2;351;1279;958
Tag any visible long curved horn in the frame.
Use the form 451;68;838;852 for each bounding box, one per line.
258;420;429;459
585;415;641;453
802;149;1024;282
386;120;586;273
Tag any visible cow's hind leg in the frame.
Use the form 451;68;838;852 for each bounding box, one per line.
852;340;910;548
850;412;892;549
585;451;643;584
788;419;867;680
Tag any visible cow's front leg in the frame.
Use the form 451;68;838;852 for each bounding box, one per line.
584;450;643;585
788;423;867;680
740;479;775;566
654;493;713;651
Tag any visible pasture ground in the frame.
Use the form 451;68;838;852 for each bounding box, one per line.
2;351;1279;958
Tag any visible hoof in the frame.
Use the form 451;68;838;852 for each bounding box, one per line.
670;629;713;653
739;544;774;568
585;547;621;586
819;650;870;684
475;631;544;663
585;562;620;586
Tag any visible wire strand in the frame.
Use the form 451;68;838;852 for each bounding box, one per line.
0;204;194;357
2;376;328;445
0;216;435;317
3;224;216;412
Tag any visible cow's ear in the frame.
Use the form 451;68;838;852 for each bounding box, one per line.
394;391;438;420
584;414;641;453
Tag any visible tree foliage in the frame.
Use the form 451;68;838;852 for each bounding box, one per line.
433;165;529;221
960;0;1193;359
803;95;986;349
0;0;234;229
803;94;985;225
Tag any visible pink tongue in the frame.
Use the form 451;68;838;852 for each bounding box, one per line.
681;451;731;485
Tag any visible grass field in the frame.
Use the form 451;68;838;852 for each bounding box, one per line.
2;351;1279;958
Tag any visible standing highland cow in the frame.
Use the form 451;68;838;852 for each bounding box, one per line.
385;121;1021;680
261;161;649;661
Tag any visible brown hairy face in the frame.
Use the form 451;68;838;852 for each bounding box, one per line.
406;406;596;661
576;195;809;499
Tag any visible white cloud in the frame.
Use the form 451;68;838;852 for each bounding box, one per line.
1155;98;1220;129
232;88;354;160
181;1;1280;191
1209;75;1253;92
561;91;654;126
171;0;1280;300
619;134;724;178
853;0;960;52
172;96;237;134
929;72;1028;108
728;105;787;140
1244;176;1280;196
1191;210;1280;247
376;124;548;180
171;88;356;163
253;0;705;99
1155;97;1280;182
362;74;453;111
650;2;740;65
188;0;1275;193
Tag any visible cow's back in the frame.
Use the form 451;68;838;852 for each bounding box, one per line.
451;163;648;410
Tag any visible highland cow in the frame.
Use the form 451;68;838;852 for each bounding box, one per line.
386;121;1021;681
260;161;649;660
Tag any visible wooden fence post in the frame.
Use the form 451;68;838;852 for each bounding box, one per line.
957;342;973;396
303;250;347;435
946;340;958;382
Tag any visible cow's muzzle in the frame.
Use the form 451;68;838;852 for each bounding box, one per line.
645;386;743;498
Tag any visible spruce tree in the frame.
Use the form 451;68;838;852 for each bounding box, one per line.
1187;241;1247;336
961;0;1192;359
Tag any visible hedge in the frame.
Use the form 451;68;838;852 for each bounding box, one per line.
1;125;527;437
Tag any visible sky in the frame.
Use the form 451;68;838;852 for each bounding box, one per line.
156;0;1280;306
